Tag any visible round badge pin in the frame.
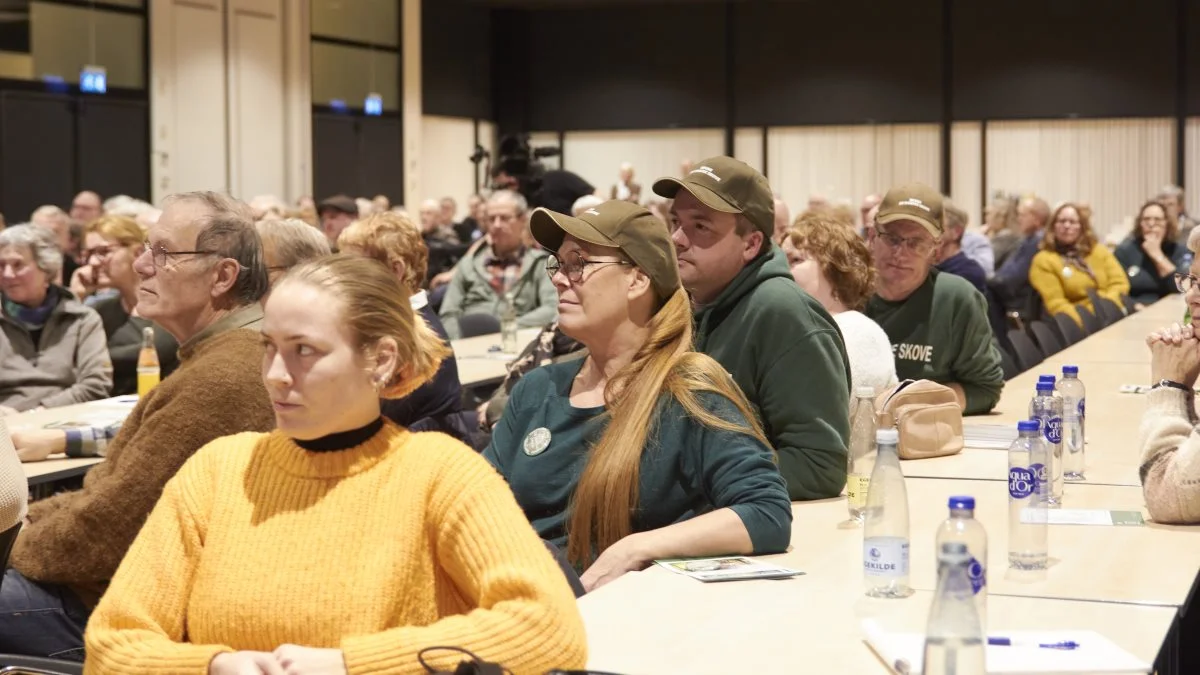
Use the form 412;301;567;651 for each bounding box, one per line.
1062;266;1073;278
523;427;552;456
1128;265;1140;278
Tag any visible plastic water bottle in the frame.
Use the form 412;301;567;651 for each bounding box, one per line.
1008;420;1049;571
847;387;878;524
1058;365;1086;481
1028;377;1063;507
921;542;986;675
863;428;913;598
935;496;987;636
500;292;518;354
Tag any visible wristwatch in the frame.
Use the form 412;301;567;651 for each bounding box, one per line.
1150;379;1192;392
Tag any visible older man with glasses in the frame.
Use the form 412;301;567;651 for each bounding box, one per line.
864;183;1004;415
1;192;275;662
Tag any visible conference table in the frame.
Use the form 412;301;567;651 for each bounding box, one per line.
9;298;1195;672
12;327;542;486
580;296;1197;674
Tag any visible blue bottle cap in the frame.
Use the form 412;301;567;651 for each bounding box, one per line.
1063;365;1079;375
1038;374;1056;384
1018;419;1041;432
948;495;975;510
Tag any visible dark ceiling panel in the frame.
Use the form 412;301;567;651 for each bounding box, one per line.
521;4;727;130
423;0;491;119
733;0;943;127
953;0;1177;120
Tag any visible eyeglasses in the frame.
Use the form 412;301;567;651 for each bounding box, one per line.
1140;216;1168;224
545;252;632;283
876;231;937;257
142;241;218;268
1175;272;1200;293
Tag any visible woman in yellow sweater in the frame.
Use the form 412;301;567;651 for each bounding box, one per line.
83;255;586;675
1028;202;1130;326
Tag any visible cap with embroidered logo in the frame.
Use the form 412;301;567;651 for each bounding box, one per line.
651;156;775;238
530;200;681;303
876;183;944;239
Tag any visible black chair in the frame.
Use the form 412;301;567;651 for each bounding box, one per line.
1121;294;1139;314
1054;312;1087;345
1077;304;1103;334
1006;329;1043;372
1085;287;1126;326
998;347;1020;380
456;313;502;338
1027;321;1064;357
0;523;82;675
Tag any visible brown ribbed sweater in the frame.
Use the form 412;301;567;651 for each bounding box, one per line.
11;308;274;606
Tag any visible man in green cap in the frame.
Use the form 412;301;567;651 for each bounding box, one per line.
864;183;1003;414
653;157;851;501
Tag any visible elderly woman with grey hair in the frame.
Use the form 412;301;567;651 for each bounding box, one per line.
255;217;332;287
0;225;111;414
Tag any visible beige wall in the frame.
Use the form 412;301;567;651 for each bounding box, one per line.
982;118;1174;243
150;0;311;203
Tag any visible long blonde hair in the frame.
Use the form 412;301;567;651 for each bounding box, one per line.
566;288;770;567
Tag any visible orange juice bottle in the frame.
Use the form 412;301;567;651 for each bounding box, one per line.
137;326;160;396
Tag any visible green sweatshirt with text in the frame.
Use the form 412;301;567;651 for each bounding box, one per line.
865;269;1004;415
693;245;851;501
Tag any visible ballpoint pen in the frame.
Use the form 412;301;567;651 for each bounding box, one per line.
989;637;1081;649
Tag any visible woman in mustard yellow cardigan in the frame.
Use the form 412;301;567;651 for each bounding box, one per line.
1029;202;1130;326
83;255;586;675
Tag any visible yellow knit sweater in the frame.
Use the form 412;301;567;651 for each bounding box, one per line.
83;423;587;675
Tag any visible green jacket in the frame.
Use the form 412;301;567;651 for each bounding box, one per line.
438;244;558;339
865;269;1004;415
694;245;851;501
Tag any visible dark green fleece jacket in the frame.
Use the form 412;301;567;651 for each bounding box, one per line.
694;245;851;501
865;268;1004;415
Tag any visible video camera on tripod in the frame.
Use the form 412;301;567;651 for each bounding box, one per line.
470;133;562;207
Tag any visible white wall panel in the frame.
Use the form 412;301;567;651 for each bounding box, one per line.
950;121;983;231
734;127;763;174
421;115;477;215
986;118;1173;242
560;128;724;202
1186;118;1200;222
151;0;310;204
228;1;285;201
767;124;940;214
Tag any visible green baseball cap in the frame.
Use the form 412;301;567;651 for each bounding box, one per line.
877;183;944;239
530;200;681;303
651;156;775;237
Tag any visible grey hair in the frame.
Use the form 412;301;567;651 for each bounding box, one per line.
571;194;604;216
164;191;269;304
0;224;63;278
1160;184;1185;201
256;218;331;272
488;189;528;214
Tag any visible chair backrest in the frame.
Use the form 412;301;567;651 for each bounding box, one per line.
456;313;502;338
1054;312;1087;344
1006;329;1043;372
1028;321;1064;357
1121;293;1138;314
1077;304;1103;334
998;346;1020;380
1085;287;1124;326
0;522;19;593
0;656;82;675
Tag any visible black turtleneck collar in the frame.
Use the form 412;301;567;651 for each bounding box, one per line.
294;417;384;453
